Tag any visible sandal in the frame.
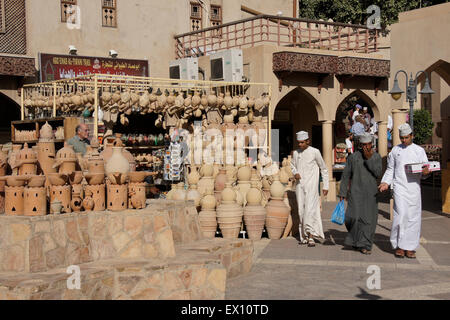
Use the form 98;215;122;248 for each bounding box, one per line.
405;250;416;259
360;248;372;255
308;237;315;247
395;248;405;258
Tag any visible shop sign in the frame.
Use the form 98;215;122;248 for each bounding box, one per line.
39;53;149;81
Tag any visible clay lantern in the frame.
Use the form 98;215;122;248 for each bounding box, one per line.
53;143;78;174
17;143;38;176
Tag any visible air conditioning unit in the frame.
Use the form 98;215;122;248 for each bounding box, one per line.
169;57;199;80
210;49;243;82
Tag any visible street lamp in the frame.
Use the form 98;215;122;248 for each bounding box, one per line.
389;70;434;131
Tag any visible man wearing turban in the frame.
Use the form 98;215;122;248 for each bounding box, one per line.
290;131;329;247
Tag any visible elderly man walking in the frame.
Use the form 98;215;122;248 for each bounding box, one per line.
339;132;382;254
379;123;430;259
290;131;329;247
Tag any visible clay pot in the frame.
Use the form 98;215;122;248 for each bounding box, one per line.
69;171;83;185
246;181;262;206
200;163;214;177
243;205;266;240
237;163;252;182
186;184;202;208
105;147;130;175
50;199;63;214
172;183;187;201
107;184;128;211
87;153;105;174
85;184;105;211
107;172;128;185
214;167;227;192
198;209;217;239
47;173;69;186
265;198;290;240
270;175;285;198
187;165;201;185
54;143;77;174
224;92;233;109
128;182;146;209
166;184;177;200
50;185;71;213
207;93;217;107
71;193;83;212
39;122;54;142
26;175;46;188
128;171;154;183
84;173;105;185
200;189;216;210
18;143;38;176
82;190;95;212
216;203;243;239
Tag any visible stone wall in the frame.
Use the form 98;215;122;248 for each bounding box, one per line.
0;207;177;273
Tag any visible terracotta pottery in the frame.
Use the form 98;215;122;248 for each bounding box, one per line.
198;209;217;238
18;143;38;176
71;184;84;199
69;171;83;185
39;122;54;142
87;153;105;174
200;188;216;210
5;186;24;215
26;175;46;188
214;167;227;202
50;185;72;213
101;143;135;172
172;183;187;201
85;184;106;211
70;190;83;212
47;173;69;186
186;184;202;209
265;198;290;240
107;172;128;185
243;181;266;240
50;200;63;214
216;182;243;238
8;144;22;175
0;175;27;187
187;165;201;186
128;182;146;209
270;175;285;198
54;143;77;174
237;162;252;182
37;142;56;175
84;173;105;185
82;190;95;212
107;183;128;211
225;165;238;184
105;147;130;175
128;171;154;183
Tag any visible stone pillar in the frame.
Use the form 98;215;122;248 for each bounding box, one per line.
377;121;388;159
392;109;408;146
321;120;336;201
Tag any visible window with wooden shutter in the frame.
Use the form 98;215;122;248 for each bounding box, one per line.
61;0;77;24
210;5;221;27
190;2;202;31
102;0;117;27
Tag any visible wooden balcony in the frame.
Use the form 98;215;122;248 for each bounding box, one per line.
174;14;380;59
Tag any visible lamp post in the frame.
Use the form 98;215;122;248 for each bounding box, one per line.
388;70;434;131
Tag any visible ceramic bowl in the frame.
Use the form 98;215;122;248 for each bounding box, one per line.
84;173;105;185
47;173;69;186
26;175;46;188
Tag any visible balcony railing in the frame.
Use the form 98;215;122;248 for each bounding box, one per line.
174;15;380;59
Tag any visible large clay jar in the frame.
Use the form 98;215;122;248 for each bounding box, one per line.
265;175;290;240
54;143;77;175
225;165;238;184
244;181;266;240
166;184;177;200
187;165;200;186
186;184;202;210
214;167;227;203
105;147;130;177
70;191;83;212
216;182;243;238
198;189;217;239
198;163;214;196
172;183;187;201
18;143;38;176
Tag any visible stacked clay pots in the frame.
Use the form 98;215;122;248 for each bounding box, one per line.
37;122;56;176
186;165;201;210
214;167;227;204
236;159;252;207
198;189;217;239
216;181;243;238
197;163;214;196
244;181;266;240
265;175;290;239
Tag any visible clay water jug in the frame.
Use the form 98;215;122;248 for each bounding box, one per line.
187;184;202;208
173;183;187;201
187;165;200;186
270;175;285;198
105;147;130;175
200;189;216;211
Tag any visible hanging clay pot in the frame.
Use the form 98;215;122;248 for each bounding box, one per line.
224;91;233;109
207;92;217;107
254;96;264;111
200;94;208;109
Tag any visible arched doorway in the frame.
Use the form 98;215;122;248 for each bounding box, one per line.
336;89;380;145
272;87;322;162
0;92;21;143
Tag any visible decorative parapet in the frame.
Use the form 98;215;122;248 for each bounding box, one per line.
273;51;338;74
0;55;36;77
336;56;390;77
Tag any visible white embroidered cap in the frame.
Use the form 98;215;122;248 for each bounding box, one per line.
359;132;373;143
399;123;412;136
296;131;309;141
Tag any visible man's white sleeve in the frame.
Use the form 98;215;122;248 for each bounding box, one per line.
290;151;298;175
381;149;395;185
315;149;329;190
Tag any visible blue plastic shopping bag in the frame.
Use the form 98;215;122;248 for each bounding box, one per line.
331;200;345;225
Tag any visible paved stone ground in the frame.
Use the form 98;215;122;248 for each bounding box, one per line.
226;186;450;300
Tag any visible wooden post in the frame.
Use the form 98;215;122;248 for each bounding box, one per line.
94;75;99;139
20;87;24;120
53;82;57;117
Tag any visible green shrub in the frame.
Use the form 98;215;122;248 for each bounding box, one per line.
412;109;434;145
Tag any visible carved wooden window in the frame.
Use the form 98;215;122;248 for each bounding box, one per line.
102;0;117;28
210;5;221;27
190;2;202;31
61;0;77;24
